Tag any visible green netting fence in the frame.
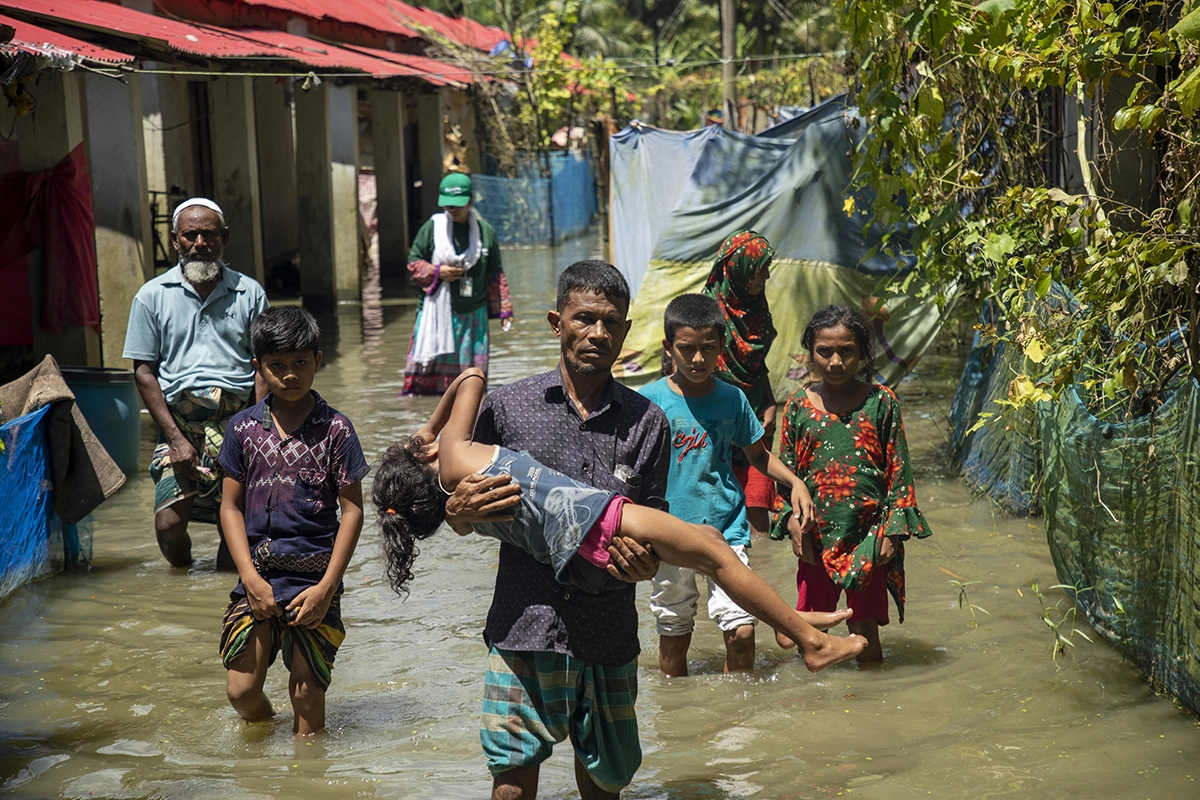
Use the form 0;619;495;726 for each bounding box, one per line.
949;337;1041;515
950;323;1200;712
1040;379;1200;710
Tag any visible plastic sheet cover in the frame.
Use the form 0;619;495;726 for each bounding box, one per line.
608;97;948;394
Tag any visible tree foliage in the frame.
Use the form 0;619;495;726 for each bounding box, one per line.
425;0;634;176
427;0;850;136
843;0;1200;419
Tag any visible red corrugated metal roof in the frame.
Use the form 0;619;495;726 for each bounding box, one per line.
386;3;507;52
232;27;435;79
0;0;286;58
0;0;458;82
234;0;506;52
344;43;470;87
387;3;506;51
0;10;134;63
235;0;420;40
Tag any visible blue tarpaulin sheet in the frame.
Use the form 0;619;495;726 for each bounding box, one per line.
608;96;949;393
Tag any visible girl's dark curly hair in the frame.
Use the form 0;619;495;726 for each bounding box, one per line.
371;437;448;596
801;304;876;376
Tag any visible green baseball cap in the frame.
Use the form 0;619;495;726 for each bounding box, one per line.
438;172;473;207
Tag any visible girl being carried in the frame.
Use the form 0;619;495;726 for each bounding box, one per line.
373;368;867;672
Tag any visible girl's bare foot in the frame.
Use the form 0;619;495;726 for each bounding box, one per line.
800;632;867;672
776;609;853;650
799;608;852;631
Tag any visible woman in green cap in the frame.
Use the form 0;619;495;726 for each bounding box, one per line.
702;230;778;536
402;172;513;395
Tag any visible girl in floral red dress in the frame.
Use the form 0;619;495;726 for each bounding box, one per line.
770;304;932;662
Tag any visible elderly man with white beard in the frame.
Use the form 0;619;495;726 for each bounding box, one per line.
123;198;269;569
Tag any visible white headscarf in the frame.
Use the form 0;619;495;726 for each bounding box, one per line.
172;197;225;230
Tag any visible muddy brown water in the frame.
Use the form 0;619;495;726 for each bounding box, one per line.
2;236;1198;799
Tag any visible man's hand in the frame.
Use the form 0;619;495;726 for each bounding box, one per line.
167;434;201;479
606;537;661;582
440;264;465;283
444;473;521;529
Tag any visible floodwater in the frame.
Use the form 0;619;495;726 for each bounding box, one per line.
2;235;1198;799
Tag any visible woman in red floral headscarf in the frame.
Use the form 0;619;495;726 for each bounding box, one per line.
702;230;779;537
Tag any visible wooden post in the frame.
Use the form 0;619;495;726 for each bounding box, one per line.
721;0;736;131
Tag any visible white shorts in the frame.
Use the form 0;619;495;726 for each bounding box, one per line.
649;544;756;635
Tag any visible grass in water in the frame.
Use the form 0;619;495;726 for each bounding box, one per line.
1032;583;1094;666
950;580;990;626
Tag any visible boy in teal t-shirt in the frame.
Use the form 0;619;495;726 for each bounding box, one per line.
639;294;816;676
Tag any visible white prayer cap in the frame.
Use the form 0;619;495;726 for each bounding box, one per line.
172;197;226;229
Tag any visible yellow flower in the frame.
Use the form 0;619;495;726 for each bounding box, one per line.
843;197;856;216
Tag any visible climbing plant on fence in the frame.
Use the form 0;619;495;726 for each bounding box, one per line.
842;0;1200;420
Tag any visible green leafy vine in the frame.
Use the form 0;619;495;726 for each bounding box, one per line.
843;0;1200;420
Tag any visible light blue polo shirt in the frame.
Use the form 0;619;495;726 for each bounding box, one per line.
123;265;268;405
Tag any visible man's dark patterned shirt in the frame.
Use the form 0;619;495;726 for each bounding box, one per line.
473;366;670;666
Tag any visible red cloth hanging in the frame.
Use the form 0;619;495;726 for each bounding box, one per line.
0;256;33;346
0;142;100;336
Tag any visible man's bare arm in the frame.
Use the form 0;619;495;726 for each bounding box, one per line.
133;360;199;477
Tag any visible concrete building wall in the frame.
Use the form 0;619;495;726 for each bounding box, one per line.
140;72;202;278
139;68;180;275
141;69;166;196
329;83;361;304
369;88;410;281
254;77;299;270
444;87;480;175
158;75;198;203
295;83;335;310
209;76;264;284
416;89;446;222
83;72;153;369
403;94;422;239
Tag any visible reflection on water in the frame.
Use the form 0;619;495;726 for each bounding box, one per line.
2;234;1199;799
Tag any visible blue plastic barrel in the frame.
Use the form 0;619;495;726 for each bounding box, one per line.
59;367;141;477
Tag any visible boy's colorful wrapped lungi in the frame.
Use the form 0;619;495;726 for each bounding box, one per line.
219;593;346;691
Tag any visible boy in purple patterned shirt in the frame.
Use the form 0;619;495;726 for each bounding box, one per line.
217;306;369;737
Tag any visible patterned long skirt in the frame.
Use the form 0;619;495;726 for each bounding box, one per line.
402;305;490;395
148;387;245;523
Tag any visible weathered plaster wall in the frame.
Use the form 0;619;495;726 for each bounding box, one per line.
84;72;153;369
